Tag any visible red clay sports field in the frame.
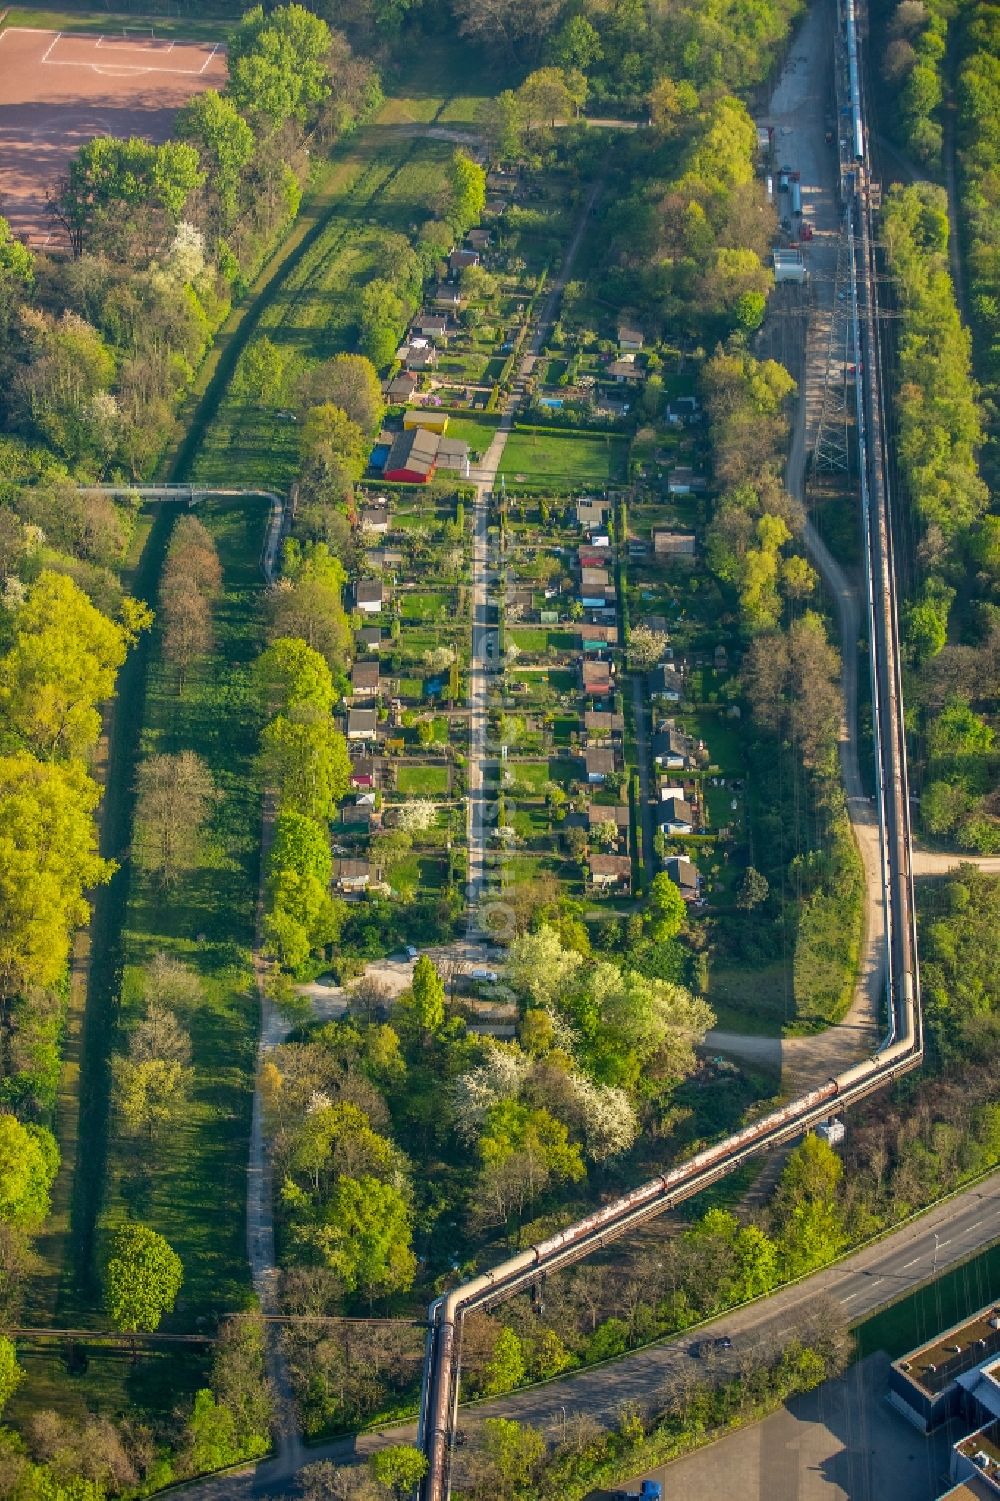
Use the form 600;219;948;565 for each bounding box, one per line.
0;26;227;247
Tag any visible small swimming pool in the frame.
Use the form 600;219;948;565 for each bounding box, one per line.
539;397;564;410
369;443;390;470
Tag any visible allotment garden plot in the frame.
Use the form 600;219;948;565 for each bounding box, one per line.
332;485;471;919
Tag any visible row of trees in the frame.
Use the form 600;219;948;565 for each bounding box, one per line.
256;636;351;969
959;0;1000;469
453;0;800;107
702;347;812;631
697;338;862;1025
881;0;949;169
0;571;149;1118
881;184;999;852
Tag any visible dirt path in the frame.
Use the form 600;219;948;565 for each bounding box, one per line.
631;674;655;885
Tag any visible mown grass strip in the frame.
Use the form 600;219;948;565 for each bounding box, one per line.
0;6;238;40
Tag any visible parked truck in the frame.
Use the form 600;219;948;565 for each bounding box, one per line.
614;1484;663;1501
790;178;802;216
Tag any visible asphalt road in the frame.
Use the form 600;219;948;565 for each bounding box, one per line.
166;1172;1000;1499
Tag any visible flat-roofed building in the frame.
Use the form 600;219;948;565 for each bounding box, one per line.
890;1306;1000;1434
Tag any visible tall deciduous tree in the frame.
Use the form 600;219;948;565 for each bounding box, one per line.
0;1115;58;1229
227;4;333;126
476;92;525;162
53;137;203;258
313;1174;416;1299
447;152;486;236
104;1223;183;1335
0;1336;23;1415
132;751;216;886
112;1001;193;1138
0;569;132;759
259;712;351;820
175;90;255;230
0;753;113;1004
159;515;222;687
268;544;352;673
646;872;687;940
255;637;335;717
298;355;385;436
265;809;339;970
770;1133;845;1277
405;955;446;1037
368;1445;427;1499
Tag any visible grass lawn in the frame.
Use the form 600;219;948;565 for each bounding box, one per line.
679;711;744;773
551;714;579;746
1;7;237;38
705;958;794;1037
392;852;449;891
400;590;453;621
499;429;628;491
396;764;450;795
507;761;551;792
101;500;266;1322
439;413;502;451
509;626;577;654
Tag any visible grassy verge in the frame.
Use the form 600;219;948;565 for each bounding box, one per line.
0;6;237;39
790;814;865;1030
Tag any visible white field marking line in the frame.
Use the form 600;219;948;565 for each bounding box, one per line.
38;29;62;64
199;40;221;75
42;55;207;76
96;34;177;53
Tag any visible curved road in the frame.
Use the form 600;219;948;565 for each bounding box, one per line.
166;1170;1000;1498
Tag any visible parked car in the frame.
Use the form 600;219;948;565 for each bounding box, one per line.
471;966;499;983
